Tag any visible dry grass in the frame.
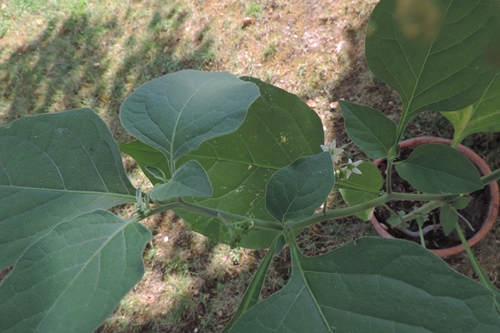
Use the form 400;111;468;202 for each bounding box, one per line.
2;0;500;332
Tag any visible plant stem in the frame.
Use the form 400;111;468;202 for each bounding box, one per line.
456;225;500;313
382;203;400;219
481;168;500;185
286;193;390;230
456;210;475;232
450;135;461;149
397;200;446;224
140;201;182;218
385;157;394;194
141;198;284;232
455;226;490;286
389;192;453;201
387;110;412;194
417;224;425;247
139;191;458;235
286;191;454;231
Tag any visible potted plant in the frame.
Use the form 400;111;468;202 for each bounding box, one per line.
1;0;500;332
368;136;499;257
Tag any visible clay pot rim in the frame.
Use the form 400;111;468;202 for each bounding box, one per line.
370;136;499;257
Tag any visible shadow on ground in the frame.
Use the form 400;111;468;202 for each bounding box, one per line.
0;7;213;142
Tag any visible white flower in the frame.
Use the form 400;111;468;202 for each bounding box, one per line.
342;158;362;179
320;139;344;163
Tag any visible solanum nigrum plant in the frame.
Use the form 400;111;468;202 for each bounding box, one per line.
2;0;500;332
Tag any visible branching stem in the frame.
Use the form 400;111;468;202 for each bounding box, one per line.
136;189;474;235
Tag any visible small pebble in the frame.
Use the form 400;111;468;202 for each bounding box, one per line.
306;99;317;108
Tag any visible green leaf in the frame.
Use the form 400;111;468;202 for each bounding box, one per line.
266;153;334;223
122;77;324;249
120;70;260;170
388;213;403;225
416;215;426;228
440;204;459;236
145;166;168;182
395;144;483;194
442;74;500;146
120;140;171;185
338;162;383;221
452;196;472;210
149;160;212;203
0;210;151;333
339;101;397;159
222;237;276;333
230;237;500;333
366;0;500;118
0;109;136;269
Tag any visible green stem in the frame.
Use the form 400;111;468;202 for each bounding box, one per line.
456;225;500;313
140;201;182;218
397;200;445;224
455;226;490;286
286;193;390;230
450;135;461;149
286;191;453;231
386;109;412;194
382;203;399;219
141;198;284;232
385;157;394;194
389;192;453;201
395;111;411;143
481;168;500;185
418;223;425;248
138;191;456;236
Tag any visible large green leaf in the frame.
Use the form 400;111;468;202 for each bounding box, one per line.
0;210;151;333
366;0;500;118
442;73;500;146
149;160;212;203
120;70;260;171
338;162;383;221
122;77;324;249
168;75;324;248
0;109;136;269
339;101;397;159
266;153;334;223
230;237;500;332
395;144;483;194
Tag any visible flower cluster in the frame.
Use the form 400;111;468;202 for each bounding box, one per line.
321;140;362;180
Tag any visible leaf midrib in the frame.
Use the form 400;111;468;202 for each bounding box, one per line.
291;243;333;333
170;75;219;167
404;1;452;115
0;185;135;199
281;170;316;223
348;106;394;153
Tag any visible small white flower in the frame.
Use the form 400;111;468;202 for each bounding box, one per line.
320;139;344;163
342;159;362;179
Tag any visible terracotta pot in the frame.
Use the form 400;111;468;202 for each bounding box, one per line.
370;137;499;257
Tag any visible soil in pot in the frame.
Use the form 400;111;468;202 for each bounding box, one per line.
373;146;491;250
